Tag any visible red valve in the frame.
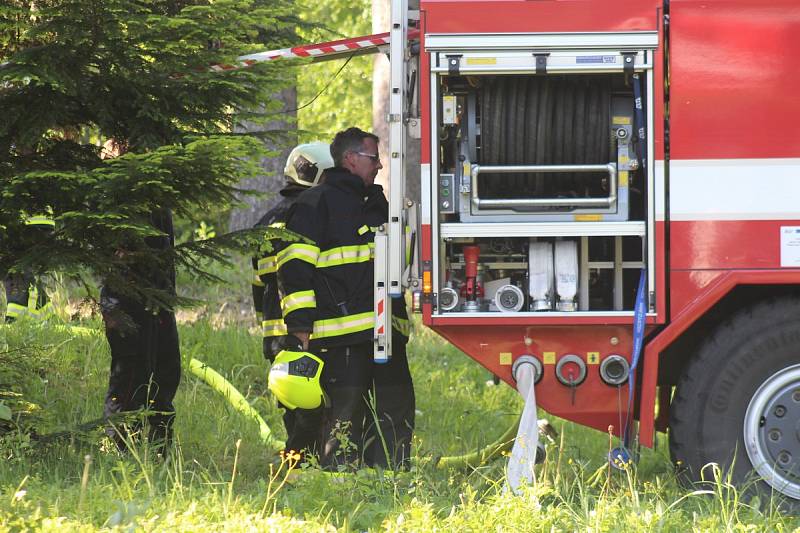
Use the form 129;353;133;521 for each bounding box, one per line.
459;283;485;298
463;245;480;278
555;355;587;388
462;245;481;302
560;361;581;383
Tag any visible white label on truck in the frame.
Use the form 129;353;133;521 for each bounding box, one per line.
780;226;800;267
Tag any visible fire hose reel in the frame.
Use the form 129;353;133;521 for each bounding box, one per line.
555;354;587;386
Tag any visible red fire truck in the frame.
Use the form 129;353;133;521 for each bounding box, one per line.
239;0;800;501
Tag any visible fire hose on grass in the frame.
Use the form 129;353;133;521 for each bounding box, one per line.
432;417;519;469
57;325;536;471
189;355;524;470
26;324;279;449
506;355;541;493
186;357;285;451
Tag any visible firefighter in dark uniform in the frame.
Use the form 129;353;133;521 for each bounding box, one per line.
365;294;415;468
251;142;333;458
276;127;415;469
4;213;54;322
100;208;181;450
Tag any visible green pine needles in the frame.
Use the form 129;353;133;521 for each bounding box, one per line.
1;0;306;310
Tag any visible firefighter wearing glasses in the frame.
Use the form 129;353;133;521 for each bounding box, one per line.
276;128;414;469
252;141;333;458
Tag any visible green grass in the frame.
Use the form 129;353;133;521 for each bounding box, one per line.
2;276;799;531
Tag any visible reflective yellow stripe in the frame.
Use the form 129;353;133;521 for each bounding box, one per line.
392;316;411;337
262;318;288;337
317;243;375;268
269;222;286;229
27;285;38;310
276;243;319;268
311;311;374;339
281;290;316;315
5;303;48;320
6;302;27;318
25;216;55;227
252;270;265;287
357;225;369;235
29;302;49;320
257;255;277;275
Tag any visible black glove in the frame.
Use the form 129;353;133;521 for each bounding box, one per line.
268;334;304;359
264;335;303;362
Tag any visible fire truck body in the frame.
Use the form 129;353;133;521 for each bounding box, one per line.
404;0;800;499
667;1;800;314
413;0;663;440
237;0;800;501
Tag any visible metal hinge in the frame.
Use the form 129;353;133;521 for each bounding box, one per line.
446;54;462;76
622;52;636;77
534;53;550;75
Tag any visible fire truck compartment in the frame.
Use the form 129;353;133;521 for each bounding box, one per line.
428;43;655;316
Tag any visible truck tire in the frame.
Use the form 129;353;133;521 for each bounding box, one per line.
669;297;800;503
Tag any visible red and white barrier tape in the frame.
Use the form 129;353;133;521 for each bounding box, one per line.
209;29;419;72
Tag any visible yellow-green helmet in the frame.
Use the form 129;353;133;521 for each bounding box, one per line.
284;142;334;188
268;350;326;410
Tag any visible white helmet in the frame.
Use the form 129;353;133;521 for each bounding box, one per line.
284;142;334;187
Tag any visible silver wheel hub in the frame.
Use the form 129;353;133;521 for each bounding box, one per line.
744;363;800;500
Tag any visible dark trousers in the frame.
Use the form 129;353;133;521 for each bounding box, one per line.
102;297;181;449
315;340;415;470
367;342;415;468
282;405;323;457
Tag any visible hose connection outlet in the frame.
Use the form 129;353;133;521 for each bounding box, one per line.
599;354;630;386
495;284;525;313
512;355;543;385
438;287;459;311
555;354;587;386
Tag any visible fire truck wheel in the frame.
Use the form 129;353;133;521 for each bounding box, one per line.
669;297;800;506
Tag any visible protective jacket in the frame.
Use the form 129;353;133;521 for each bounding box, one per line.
277;168;389;348
251;184;307;360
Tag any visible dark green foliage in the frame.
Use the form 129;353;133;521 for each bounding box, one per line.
0;343;46;436
297;1;373;138
0;0;305;309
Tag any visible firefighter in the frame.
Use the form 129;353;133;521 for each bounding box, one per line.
100;208;181;452
251;141;333;458
364;296;415;468
276;127;415;469
4;213;54;322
